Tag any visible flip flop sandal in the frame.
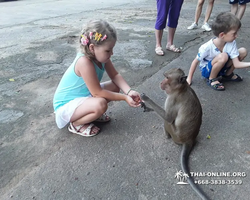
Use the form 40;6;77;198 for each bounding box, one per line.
68;123;100;137
155;47;164;56
222;73;243;82
166;45;181;53
207;78;225;91
95;113;111;122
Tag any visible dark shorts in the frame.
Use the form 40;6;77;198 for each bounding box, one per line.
201;61;229;79
229;0;250;5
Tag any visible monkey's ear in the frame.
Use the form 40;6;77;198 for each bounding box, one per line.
180;76;187;83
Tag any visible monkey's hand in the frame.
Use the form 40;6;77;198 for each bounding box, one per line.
140;102;154;112
140;93;149;101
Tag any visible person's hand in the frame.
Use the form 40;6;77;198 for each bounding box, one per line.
187;76;192;85
125;95;140;107
128;90;142;106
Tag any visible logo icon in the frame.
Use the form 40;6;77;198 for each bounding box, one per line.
175;170;189;185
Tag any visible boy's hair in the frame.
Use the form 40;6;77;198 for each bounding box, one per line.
79;20;117;60
212;12;241;37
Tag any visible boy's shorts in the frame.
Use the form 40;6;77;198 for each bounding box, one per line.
229;0;250;5
201;61;229;79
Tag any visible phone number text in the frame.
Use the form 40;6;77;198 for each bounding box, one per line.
194;179;243;185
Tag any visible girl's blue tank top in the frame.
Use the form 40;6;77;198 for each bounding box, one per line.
53;53;105;111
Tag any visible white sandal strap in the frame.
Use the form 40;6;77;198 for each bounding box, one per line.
68;123;98;137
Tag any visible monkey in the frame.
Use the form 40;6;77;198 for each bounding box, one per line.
140;101;154;112
141;68;209;200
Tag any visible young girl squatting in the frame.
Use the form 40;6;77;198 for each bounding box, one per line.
53;20;141;137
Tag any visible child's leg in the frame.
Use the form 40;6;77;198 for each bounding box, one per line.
210;52;229;79
206;53;229;90
224;47;247;76
71;80;119;126
71;97;108;125
102;80;120;94
238;47;248;61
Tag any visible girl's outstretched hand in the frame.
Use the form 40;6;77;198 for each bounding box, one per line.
126;90;142;107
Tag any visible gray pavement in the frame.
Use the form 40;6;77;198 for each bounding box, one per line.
0;0;250;199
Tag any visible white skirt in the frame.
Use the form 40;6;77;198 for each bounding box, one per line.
55;83;105;129
55;96;91;129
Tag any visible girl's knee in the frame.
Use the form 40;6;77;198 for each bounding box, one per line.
238;47;248;61
95;98;108;114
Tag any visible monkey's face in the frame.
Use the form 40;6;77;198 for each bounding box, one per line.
161;68;188;94
160;78;171;93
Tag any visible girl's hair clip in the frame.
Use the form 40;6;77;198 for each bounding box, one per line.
89;32;93;40
94;32;102;41
101;34;107;41
81;35;89;45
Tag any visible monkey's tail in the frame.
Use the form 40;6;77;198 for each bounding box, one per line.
181;143;210;200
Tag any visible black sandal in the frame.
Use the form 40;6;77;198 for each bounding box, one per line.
222;73;243;82
207;78;225;91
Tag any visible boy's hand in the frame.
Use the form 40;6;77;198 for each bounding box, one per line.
187;76;192;85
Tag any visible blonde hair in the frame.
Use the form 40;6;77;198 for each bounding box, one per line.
79;20;117;61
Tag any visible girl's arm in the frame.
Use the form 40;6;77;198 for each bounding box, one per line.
105;59;141;105
187;58;199;85
76;57;139;107
105;60;131;94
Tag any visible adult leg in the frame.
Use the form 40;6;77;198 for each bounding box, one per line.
166;0;184;51
236;3;247;19
231;3;238;15
204;0;215;23
187;0;204;29
167;27;180;52
155;30;164;55
155;30;163;48
155;0;170;55
195;0;205;24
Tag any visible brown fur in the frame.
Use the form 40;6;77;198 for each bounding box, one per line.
141;68;209;200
